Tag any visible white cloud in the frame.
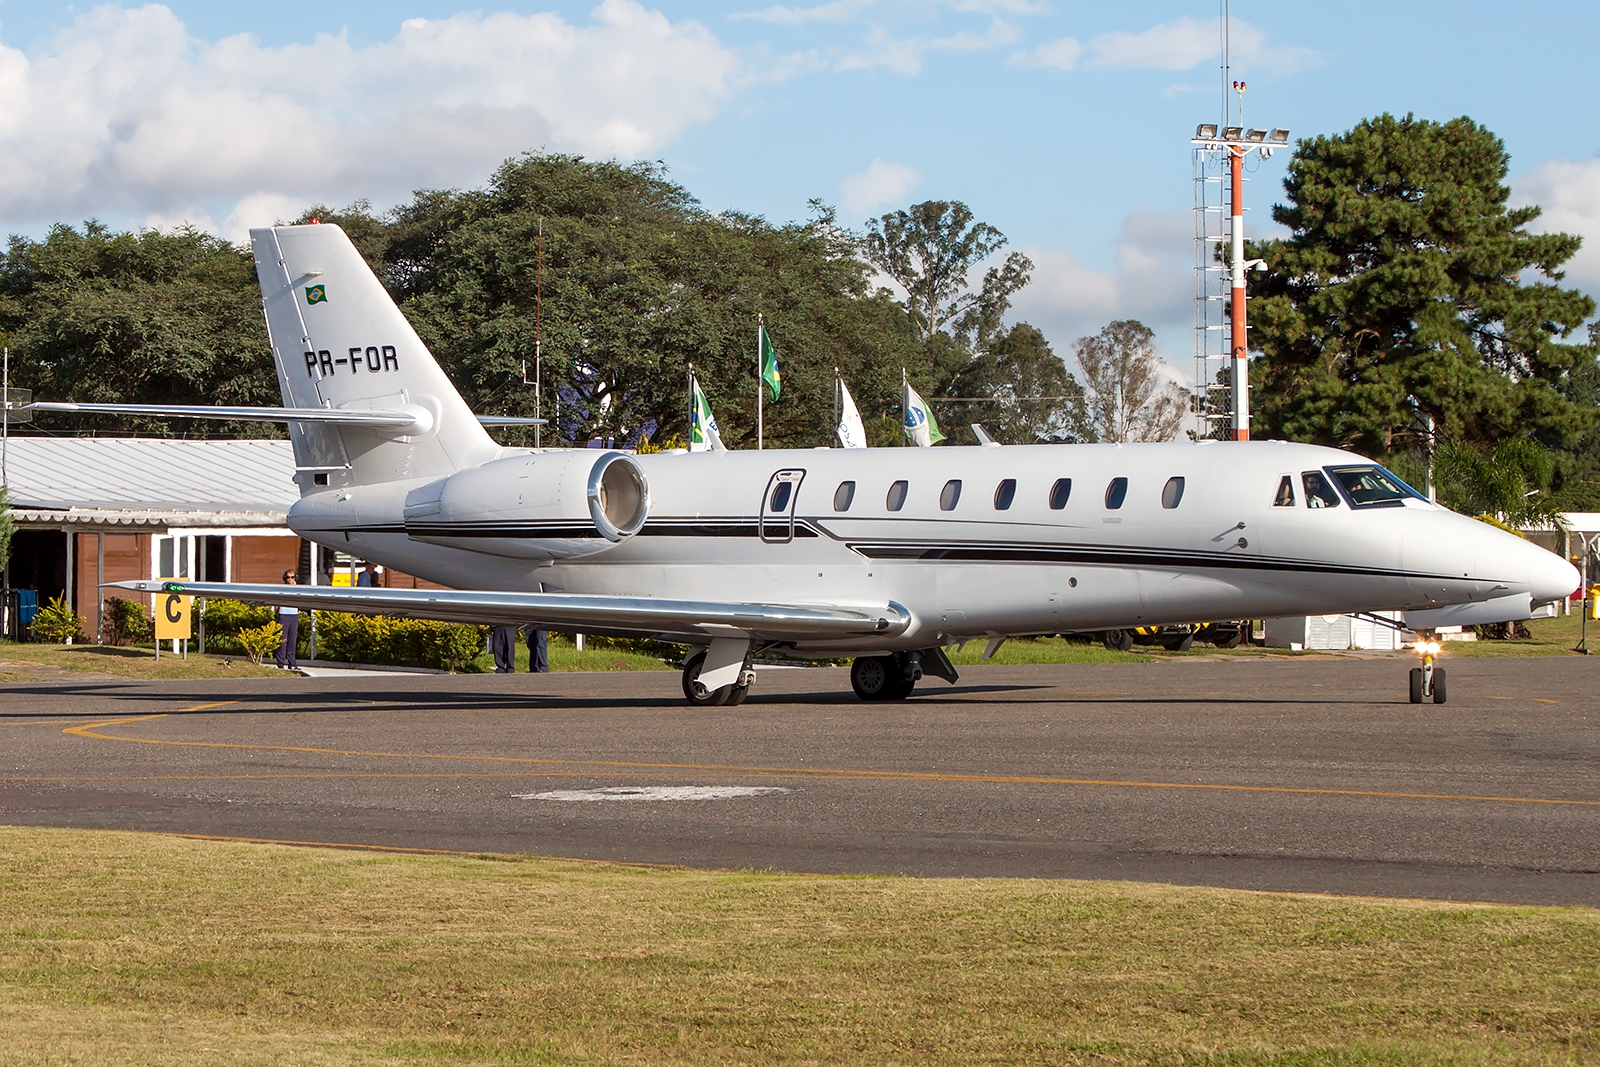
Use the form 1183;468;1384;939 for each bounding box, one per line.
1013;16;1313;75
0;1;740;229
1009;209;1196;382
841;158;920;215
732;0;871;24
1516;157;1600;300
837;17;1017;75
1012;35;1080;70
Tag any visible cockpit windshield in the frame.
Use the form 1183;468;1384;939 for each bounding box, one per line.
1326;465;1424;509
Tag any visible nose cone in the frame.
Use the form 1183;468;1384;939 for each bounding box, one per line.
1527;542;1581;604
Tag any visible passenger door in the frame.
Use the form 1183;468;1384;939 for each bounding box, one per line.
759;469;806;543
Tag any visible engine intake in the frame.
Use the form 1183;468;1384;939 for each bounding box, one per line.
403;450;650;560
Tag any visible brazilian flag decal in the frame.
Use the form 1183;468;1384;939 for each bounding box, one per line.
305;284;327;305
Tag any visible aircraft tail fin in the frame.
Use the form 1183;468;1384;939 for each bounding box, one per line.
249;223;500;491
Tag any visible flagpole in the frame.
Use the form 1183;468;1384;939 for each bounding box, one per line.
757;313;764;451
833;367;839;448
901;367;907;447
687;362;694;449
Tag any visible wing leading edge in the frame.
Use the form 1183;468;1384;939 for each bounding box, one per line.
109;580;910;644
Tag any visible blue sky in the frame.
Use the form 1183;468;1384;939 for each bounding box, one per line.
2;1;1598;376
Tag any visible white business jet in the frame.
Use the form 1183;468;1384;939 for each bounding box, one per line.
65;224;1574;705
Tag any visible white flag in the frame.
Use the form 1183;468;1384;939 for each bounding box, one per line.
836;379;867;449
903;382;946;447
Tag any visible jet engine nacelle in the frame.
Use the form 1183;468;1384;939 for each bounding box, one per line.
402;450;649;560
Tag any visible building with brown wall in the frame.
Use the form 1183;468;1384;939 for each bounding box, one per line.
3;438;440;641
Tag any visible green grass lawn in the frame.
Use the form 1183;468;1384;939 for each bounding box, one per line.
0;639;284;680
0;827;1594;1066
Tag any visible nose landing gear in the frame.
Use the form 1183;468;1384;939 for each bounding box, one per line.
1408;635;1446;704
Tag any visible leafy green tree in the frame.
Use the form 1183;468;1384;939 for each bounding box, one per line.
1248;113;1596;456
1074;320;1186;443
0;223;277;437
1434;437;1563;527
864;201;1032;345
317;157;925;449
0;486;13;570
941;323;1091;444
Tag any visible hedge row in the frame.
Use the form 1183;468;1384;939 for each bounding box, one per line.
199;599;483;672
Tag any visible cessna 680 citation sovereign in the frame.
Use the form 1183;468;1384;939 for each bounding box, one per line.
92;223;1576;704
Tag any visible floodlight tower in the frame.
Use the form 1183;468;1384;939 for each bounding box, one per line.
1191;4;1288;441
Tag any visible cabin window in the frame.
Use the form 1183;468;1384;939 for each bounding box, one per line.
1104;477;1128;510
940;480;962;511
770;481;793;513
886;480;909;512
312;472;329;486
833;481;855;511
1302;470;1342;509
1273;475;1295;507
1161;476;1185;509
1048;478;1072;510
994;479;1016;510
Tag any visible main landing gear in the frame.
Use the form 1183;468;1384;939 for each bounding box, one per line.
679;646;961;706
681;650;754;707
1408;635;1446;704
848;649;959;701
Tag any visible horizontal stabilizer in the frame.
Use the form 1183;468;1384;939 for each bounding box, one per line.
29;402;543;429
109;580;910;643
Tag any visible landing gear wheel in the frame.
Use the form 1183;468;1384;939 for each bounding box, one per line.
1431;668;1447;705
1103;629;1134;652
851;656;898;701
682;651;732;707
1409;667;1424;704
1164;633;1194;652
1218;632;1242;649
724;675;752;706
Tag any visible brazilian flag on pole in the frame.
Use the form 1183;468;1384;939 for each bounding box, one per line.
760;325;781;401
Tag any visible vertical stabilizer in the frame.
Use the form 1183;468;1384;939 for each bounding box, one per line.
250;224;499;491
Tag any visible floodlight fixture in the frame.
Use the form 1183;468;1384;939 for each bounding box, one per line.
1222;126;1244;140
1268;128;1290;143
1196;123;1218;139
1245;128;1267;142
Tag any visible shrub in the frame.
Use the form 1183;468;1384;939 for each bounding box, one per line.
314;612;487;672
201;598;309;658
31;596;85;643
101;597;153;646
236;622;282;665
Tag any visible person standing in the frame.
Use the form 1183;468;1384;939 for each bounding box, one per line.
523;625;548;673
356;561;380;587
276;570;300;670
489;624;518;673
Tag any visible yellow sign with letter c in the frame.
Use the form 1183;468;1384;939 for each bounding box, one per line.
154;591;193;639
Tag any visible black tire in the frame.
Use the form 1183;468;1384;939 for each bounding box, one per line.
1104;629;1134;652
1409;667;1424;704
851;656;898;701
1219;632;1242;649
724;680;751;706
1431;668;1447;705
886;664;917;700
1164;633;1195;652
682;651;731;706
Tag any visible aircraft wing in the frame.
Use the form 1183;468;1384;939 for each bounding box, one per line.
29;403;542;428
109;580;910;643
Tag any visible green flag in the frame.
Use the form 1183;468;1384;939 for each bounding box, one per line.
689;375;723;452
760;325;781;401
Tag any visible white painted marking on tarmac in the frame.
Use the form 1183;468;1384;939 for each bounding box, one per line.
515;785;796;802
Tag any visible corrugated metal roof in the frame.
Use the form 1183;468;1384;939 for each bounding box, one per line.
1;438;297;521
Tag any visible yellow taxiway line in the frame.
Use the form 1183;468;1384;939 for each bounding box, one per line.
45;700;1600;810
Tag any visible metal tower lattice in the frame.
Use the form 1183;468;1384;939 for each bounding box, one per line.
1192;145;1231;439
